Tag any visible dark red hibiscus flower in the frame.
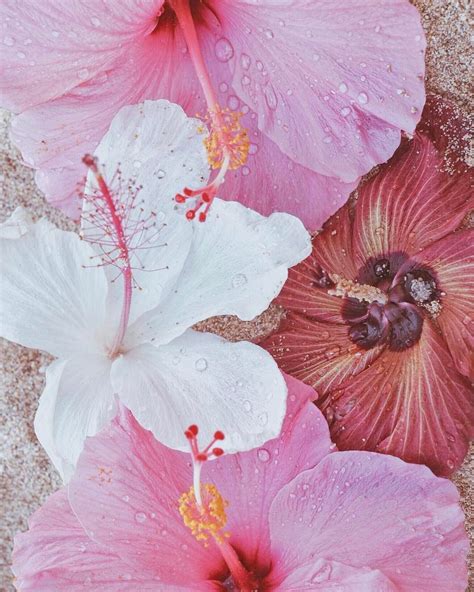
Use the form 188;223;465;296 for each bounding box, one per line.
263;96;473;477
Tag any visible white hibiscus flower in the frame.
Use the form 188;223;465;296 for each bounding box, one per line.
0;100;310;481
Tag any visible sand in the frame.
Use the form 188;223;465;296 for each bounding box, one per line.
0;1;472;589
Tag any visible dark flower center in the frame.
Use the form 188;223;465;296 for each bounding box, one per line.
343;261;439;352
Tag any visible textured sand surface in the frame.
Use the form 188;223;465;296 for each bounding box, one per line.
0;1;472;589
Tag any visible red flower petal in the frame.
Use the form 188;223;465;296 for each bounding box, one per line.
324;321;473;477
352;96;473;269
398;229;474;379
263;312;384;399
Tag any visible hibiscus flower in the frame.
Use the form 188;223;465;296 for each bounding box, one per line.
0;100;310;481
12;375;468;591
0;0;425;228
263;97;474;477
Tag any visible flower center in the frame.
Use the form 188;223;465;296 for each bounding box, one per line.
178;425;263;591
166;0;249;221
334;260;441;352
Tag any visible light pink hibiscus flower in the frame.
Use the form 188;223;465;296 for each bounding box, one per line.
1;0;425;227
12;375;468;591
263;96;474;477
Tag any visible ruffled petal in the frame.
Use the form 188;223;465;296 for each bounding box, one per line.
397;230;474;379
206;374;332;568
12;490;173;591
263;312;384;398
8;16;203;215
213;0;425;181
112;330;287;454
126;199;310;347
323;322;473;476
0;217;108;357
268;452;468;591
35;354;115;481
68;406;225;587
0;0;163;111
83;100;209;326
352;96;473;270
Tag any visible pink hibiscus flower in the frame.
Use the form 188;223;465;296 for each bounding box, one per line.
12;375;468;591
263;96;474;477
1;0;425;227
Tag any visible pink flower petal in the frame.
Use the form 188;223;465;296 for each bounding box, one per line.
326;321;473;476
205;374;332;569
397;230;474;379
272;558;396;591
268;451;468;591
12;490;178;591
352;96;473;269
214;0;425;181
68;406;225;586
0;0;163;111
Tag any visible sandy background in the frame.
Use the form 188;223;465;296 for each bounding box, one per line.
0;1;472;589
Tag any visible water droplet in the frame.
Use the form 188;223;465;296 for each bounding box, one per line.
77;67;90;80
324;345;341;360
195;358;208;372
338;82;348;93
257;448;271;462
90;16;101;27
227;95;240;111
264;84;278;110
264;29;274;39
311;563;332;583
3;36;14;46
340;107;351;117
240;53;251;70
135;512;147;523
214;37;234;62
357;92;368;105
256;60;264;71
156;169;166;179
243;400;253;413
232;273;248;288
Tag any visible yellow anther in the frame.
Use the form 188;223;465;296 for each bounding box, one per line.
203;107;250;171
178;483;230;545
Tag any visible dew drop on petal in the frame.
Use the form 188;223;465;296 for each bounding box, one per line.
243;400;253;413
232;273;248;288
214;37;234;62
257;448;271;462
311;563;332;583
195;358;208;372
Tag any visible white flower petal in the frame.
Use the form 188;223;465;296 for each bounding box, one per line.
112;330;287;454
0;219;108;357
0;206;33;239
82;100;210;325
127;199;311;347
35;354;116;482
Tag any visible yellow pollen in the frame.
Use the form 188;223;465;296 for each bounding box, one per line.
202;106;250;170
178;483;230;545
